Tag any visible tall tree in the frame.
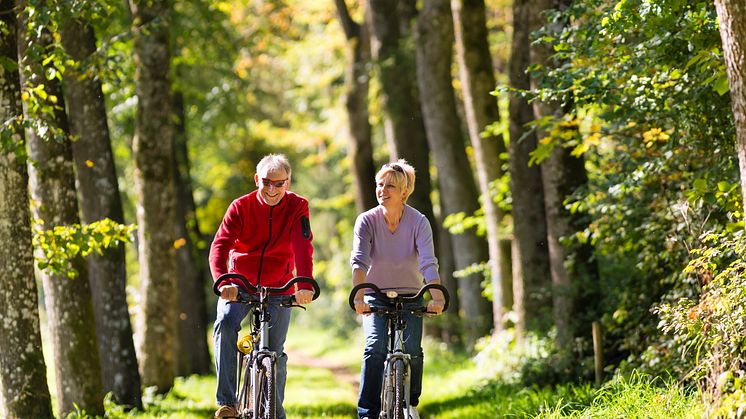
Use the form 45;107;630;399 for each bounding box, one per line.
365;0;437;231
59;14;143;408
172;89;211;375
334;0;377;212
451;0;511;331
129;0;178;392
0;2;53;416
416;0;493;348
508;0;552;334
17;1;104;415
714;0;746;215
530;0;600;349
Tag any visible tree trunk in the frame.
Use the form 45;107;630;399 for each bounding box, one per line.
172;90;211;375
530;0;600;349
0;3;54;416
508;0;552;335
59;16;143;409
17;2;104;415
334;0;377;212
366;0;437;234
416;0;493;348
130;0;178;392
451;0;511;331
714;1;746;215
435;221;462;348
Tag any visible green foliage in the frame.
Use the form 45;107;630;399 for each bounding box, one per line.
657;230;746;417
33;218;135;278
526;0;740;379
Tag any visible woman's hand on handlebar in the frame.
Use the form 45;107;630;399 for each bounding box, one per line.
219;284;239;302
426;285;446;316
426;299;444;316
354;299;371;315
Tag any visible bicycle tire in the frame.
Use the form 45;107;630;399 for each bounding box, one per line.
237;356;253;418
392;358;407;419
256;355;277;419
380;361;394;419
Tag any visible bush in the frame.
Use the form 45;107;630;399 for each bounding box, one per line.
657;230;746;417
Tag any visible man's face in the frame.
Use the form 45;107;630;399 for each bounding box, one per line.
255;168;290;206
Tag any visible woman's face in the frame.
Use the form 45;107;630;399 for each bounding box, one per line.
376;173;405;207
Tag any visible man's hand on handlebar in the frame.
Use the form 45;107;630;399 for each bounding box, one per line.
295;289;314;305
219;284;239;301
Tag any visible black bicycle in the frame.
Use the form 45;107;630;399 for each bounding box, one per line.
348;282;450;419
214;273;320;419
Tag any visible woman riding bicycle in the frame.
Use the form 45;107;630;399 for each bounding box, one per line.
210;154;315;419
350;159;446;419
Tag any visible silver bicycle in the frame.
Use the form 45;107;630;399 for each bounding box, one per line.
348;282;450;419
214;273;320;419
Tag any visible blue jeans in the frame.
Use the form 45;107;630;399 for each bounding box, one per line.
214;297;292;419
357;295;424;419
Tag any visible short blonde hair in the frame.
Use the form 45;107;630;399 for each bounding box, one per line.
375;159;415;203
256;154;292;177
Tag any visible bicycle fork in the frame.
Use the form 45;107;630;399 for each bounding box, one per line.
382;322;411;419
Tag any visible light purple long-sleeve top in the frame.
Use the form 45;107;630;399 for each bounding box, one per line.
350;205;440;294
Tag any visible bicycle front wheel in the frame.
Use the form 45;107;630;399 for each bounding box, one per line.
392;358;407;419
237;354;252;418
255;355;277;419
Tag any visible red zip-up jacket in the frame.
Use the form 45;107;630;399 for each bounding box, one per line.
209;190;314;294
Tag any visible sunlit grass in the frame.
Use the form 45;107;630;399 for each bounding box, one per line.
534;373;704;419
50;317;705;419
285;364;357;418
104;375;216;418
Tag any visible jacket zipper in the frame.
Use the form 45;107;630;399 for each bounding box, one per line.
256;205;273;286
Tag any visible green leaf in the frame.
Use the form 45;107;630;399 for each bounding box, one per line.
713;75;730;96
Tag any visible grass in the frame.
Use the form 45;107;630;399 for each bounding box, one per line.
54;315;705;418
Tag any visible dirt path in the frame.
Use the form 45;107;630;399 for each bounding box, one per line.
287;348;360;394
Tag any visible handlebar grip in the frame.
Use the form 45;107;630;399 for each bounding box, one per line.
413;283;450;312
285;276;321;301
347;282;451;312
213;273;255;296
348;283;386;310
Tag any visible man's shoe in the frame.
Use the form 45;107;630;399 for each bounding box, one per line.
214;404;239;418
408;406;420;419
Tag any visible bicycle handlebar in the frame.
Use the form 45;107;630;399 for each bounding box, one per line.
213;273;321;302
347;282;450;313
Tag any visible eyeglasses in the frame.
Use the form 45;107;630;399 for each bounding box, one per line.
384;163;404;173
261;178;288;188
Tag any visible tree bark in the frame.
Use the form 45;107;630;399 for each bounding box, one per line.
714;1;746;216
451;0;511;331
334;0;377;212
59;15;143;409
172;90;211;375
0;2;54;416
416;0;493;348
17;2;104;415
508;0;552;334
130;0;178;392
529;0;600;349
366;0;437;234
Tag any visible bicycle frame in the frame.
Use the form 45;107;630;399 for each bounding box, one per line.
215;273;320;419
348;282;450;419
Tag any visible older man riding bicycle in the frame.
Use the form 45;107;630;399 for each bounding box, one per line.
210;154;315;419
